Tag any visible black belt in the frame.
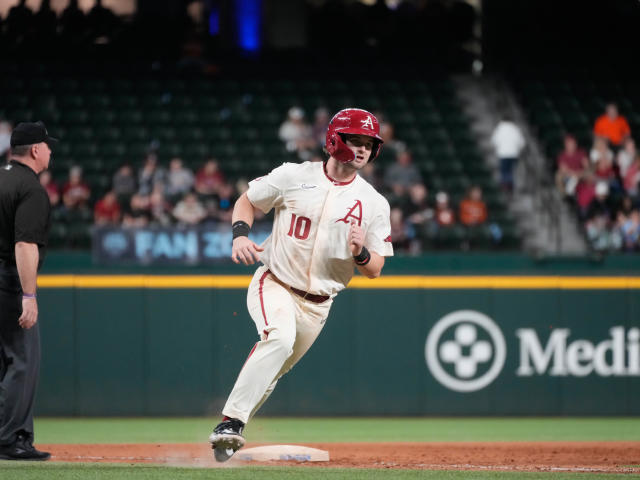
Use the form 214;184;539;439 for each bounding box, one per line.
289;286;330;304
267;270;330;304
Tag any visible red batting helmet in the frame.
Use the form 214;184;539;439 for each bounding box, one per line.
325;108;384;163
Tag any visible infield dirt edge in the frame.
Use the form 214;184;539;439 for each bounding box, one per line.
40;441;640;473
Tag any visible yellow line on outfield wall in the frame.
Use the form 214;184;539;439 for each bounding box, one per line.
37;275;640;289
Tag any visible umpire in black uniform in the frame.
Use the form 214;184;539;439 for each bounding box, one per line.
0;121;57;461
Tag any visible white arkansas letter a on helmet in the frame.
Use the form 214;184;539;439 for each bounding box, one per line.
361;116;374;129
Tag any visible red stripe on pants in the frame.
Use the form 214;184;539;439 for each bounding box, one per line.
258;270;270;326
241;342;258;370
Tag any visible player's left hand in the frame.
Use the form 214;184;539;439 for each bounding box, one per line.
348;220;364;256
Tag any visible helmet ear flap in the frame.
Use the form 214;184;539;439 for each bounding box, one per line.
327;131;338;155
333;132;356;163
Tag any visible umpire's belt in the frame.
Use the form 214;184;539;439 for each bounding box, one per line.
267;270;330;304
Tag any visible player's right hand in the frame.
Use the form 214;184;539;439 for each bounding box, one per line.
231;236;264;265
19;297;38;329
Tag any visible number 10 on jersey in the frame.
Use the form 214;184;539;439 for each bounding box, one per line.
287;214;311;240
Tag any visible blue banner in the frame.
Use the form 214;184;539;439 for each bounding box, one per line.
92;225;271;265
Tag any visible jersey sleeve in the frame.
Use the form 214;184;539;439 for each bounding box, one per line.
365;197;394;257
246;163;296;214
14;187;50;246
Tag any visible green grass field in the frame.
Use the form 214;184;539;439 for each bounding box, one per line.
2;417;638;480
2;463;637;480
34;416;640;443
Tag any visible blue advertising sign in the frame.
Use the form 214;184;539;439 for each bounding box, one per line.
93;225;271;265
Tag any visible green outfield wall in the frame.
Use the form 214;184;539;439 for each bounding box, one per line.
35;271;640;416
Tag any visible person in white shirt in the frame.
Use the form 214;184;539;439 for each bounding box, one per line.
0;120;12;158
209;108;393;462
616;137;636;178
490;117;526;192
278;106;315;159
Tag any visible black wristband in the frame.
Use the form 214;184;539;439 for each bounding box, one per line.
353;245;371;265
232;221;251;240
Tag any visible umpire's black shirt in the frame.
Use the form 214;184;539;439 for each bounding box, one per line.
0;161;51;274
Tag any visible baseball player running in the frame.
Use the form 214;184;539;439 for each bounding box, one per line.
209;108;393;462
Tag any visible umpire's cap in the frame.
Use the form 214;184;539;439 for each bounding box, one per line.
10;121;58;149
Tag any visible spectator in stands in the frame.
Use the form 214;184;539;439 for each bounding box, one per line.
590;137;614;165
378;121;407;164
593;102;631;149
575;173;597;219
585;181;613;222
39;170;59;207
383;150;422;194
195;158;225;198
593;150;620;193
616;137;637;179
405;183;433;227
311;107;330;147
122;193;150;228
215;182;237;222
148;188;172;226
585;182;616;251
138;152;165;196
359;162;381;190
624;155;640;197
202;198;220;225
112;164;137;202
434;191;455;226
618;209;640;251
618;195;635;218
0;120;12;159
62;166;91;210
165;157;194;202
459;186;488;226
278;106;315;159
490;116;525;193
94;191;121;225
555;134;588;196
173;192;206;225
389;207;412;253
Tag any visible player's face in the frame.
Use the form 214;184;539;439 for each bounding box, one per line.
345;134;374;168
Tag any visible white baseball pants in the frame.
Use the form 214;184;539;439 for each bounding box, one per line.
221;265;332;424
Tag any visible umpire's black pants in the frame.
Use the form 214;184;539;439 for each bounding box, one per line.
0;279;41;446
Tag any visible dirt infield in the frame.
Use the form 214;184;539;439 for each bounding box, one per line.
42;442;640;473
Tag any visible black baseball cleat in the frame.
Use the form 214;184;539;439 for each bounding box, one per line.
208;418;246;463
0;434;51;461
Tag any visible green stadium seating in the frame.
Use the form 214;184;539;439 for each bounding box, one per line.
0;72;518;250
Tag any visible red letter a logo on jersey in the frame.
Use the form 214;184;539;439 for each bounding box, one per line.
336;200;363;226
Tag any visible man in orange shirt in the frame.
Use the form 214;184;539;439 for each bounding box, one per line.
459;186;488;225
593;103;631;147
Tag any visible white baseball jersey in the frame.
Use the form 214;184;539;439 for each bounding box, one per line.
246;161;393;296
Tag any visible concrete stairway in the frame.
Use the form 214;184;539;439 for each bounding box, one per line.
453;74;587;255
